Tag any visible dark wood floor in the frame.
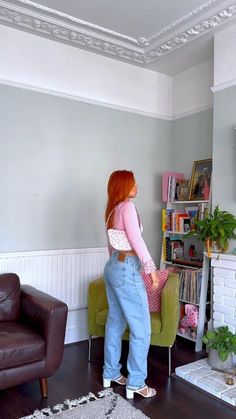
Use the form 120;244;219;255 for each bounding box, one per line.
0;337;235;419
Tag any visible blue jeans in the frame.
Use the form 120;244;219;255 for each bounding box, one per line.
103;252;151;389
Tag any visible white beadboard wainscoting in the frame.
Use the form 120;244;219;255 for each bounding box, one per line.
0;247;108;344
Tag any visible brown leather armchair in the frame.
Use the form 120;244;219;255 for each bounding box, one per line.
0;273;68;397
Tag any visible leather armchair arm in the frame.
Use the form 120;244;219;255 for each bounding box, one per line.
20;285;68;374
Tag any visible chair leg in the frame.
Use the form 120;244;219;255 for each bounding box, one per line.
88;335;92;362
168;346;172;376
39;377;48;398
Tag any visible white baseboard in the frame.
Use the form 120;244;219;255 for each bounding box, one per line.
65;308;89;344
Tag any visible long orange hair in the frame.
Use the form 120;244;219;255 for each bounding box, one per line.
105;170;135;229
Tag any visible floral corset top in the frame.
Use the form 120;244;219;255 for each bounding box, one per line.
107;201;156;275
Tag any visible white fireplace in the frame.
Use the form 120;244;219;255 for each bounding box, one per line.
211;253;236;334
211;252;236;367
175;253;236;406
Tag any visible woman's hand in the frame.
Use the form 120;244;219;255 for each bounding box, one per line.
149;271;159;289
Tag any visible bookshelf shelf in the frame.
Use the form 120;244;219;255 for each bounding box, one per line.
165;231;197;235
160;198;211;352
163;261;202;270
179;298;210;306
170;200;209;204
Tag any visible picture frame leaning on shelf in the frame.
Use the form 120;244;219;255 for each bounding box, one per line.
189;159;212;200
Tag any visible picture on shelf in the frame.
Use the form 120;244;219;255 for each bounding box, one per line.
170;237;184;259
183;218;191;232
185;206;199;230
189;159;212;200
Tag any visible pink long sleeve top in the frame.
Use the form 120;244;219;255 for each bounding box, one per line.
108;201;157;275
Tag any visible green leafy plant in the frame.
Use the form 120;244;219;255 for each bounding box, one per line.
202;326;236;362
186;205;236;252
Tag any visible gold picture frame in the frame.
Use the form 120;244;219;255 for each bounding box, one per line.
189;159;212;200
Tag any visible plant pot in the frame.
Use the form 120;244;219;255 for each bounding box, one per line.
205;239;225;257
209;240;225;253
207;349;233;371
176;184;189;200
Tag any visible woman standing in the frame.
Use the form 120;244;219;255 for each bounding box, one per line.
103;170;159;399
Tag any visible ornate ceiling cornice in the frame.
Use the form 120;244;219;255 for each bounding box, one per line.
0;0;236;65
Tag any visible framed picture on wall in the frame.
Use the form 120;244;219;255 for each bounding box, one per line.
189;159;212;200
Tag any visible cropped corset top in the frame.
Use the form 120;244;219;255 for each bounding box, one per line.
106;201;156;274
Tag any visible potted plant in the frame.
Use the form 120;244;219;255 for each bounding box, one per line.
202;326;236;371
186;205;236;255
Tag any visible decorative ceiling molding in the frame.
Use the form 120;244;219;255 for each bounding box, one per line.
139;0;221;45
1;0;236;65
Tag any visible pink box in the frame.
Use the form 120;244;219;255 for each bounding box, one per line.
162;171;185;202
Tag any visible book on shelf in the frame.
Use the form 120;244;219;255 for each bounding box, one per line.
174;213;186;231
176;214;190;232
161;208;175;232
161;171;184;202
179;269;202;304
166;209;174;231
163;237;171;262
163;237;184;262
166;237;172;261
163;210;191;233
168;176;176;202
162;208;167;231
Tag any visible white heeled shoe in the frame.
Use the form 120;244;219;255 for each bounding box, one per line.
103;375;127;388
126;385;157;399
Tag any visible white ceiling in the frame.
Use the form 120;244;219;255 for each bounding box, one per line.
1;0;236;75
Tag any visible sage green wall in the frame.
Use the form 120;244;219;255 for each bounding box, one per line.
171;109;213;179
213;86;236;251
0;84;172;262
0;85;214;262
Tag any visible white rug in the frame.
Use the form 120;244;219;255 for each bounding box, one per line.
19;388;150;419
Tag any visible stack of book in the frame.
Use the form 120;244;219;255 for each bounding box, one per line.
161;172;184;202
163;236;184;262
162;208;191;233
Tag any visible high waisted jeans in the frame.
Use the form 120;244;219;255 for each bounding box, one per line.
103;251;151;389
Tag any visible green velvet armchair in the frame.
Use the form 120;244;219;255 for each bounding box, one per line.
88;272;179;375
